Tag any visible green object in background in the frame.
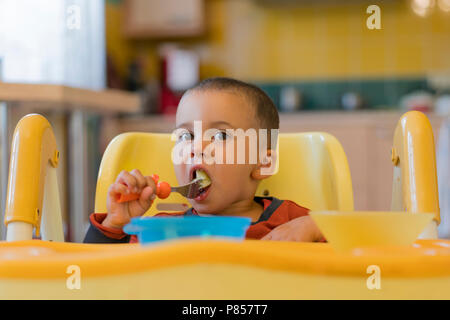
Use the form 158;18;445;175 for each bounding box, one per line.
257;77;430;111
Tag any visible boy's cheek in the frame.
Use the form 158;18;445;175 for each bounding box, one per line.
173;164;188;184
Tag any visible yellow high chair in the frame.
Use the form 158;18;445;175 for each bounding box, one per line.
0;112;449;300
391;111;441;237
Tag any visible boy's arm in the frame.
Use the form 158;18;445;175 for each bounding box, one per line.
261;215;324;242
83;213;131;243
258;200;326;242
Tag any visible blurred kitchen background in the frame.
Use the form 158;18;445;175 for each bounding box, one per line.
0;0;449;242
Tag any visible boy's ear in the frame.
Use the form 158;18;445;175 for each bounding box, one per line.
251;149;277;180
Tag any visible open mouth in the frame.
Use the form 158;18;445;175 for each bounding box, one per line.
197;184;211;196
192;168;212;200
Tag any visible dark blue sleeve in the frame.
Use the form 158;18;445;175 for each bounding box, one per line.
83;222;131;244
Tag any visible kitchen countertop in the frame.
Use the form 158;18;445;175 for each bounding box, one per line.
0;82;140;113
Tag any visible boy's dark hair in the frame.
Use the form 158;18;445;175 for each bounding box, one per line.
187;77;280;132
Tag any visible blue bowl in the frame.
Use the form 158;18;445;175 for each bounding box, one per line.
123;216;251;245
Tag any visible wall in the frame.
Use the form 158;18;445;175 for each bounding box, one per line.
105;0;450;108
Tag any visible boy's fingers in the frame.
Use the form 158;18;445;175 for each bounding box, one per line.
108;182;128;198
144;176;157;193
116;170;128;182
117;170;139;192
130;169;147;189
139;186;154;208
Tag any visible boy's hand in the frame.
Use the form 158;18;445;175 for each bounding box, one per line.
261;215;324;242
103;169;157;230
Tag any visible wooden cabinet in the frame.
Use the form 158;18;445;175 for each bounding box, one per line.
102;111;446;211
123;0;205;38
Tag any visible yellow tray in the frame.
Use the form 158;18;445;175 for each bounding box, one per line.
0;239;449;299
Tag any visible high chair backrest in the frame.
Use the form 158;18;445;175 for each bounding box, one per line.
95;132;354;216
391;111;440;238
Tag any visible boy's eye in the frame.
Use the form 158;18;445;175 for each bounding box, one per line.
178;131;193;142
212;130;229;142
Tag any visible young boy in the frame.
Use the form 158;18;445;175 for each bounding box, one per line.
84;77;324;243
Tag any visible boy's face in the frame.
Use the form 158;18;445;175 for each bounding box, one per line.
174;90;265;214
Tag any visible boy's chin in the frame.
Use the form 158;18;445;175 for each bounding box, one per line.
191;203;215;215
190;200;222;215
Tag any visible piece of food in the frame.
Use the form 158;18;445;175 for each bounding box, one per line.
195;169;211;188
156;181;171;199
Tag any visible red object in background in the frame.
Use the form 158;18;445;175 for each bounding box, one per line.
158;46;199;114
410;105;431;113
159;55;183;114
160;87;182;115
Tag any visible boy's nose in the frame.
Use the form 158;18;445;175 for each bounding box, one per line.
190;138;209;159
